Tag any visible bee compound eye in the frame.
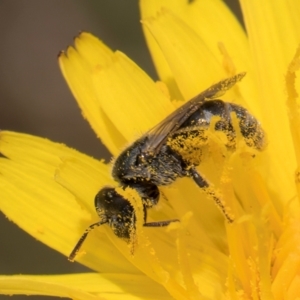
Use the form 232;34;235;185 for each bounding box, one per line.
95;186;116;204
95;187;119;215
94;186;135;240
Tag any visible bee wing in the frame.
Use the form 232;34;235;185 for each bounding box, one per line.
142;72;246;155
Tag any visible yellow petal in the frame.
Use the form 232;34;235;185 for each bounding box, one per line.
140;0;258;110
140;0;183;101
142;8;223;100
0;131;137;274
59;32;174;156
59;34;125;156
140;0;249;68
0;273;172;300
240;1;300;205
91;51;174;142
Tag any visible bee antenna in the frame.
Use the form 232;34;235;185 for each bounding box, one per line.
68;220;107;262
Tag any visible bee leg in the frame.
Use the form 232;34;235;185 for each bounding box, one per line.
69;220;107;262
143;219;179;227
189;167;234;223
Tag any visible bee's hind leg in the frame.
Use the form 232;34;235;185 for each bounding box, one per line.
143;219;179;227
189;167;234;223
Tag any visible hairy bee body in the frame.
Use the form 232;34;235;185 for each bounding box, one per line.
113;99;264;187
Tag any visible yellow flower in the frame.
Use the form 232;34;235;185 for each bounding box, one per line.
1;0;300;299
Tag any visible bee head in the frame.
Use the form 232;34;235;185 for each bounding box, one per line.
95;187;135;239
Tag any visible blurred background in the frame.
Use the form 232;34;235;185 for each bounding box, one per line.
0;1;242;299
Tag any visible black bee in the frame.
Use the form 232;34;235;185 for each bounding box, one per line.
69;73;265;261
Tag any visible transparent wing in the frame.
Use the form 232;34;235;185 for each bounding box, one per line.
141;72;246;155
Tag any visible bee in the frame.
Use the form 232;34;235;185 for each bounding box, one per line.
69;73;265;261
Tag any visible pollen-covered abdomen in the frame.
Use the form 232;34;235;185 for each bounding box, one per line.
229;103;265;150
167;100;265;166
